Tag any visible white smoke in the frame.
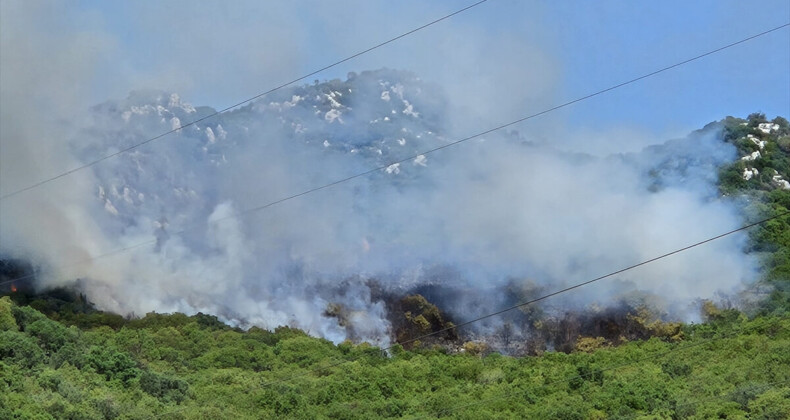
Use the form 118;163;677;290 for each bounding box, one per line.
0;1;761;344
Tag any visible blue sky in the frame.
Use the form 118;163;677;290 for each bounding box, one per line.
542;1;789;133
8;0;790;144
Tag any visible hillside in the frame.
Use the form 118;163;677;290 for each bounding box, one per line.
2;112;790;419
1;71;775;346
718;113;790;315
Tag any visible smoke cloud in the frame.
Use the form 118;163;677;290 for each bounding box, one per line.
1;1;759;344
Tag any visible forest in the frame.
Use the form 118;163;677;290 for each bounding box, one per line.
1;294;788;419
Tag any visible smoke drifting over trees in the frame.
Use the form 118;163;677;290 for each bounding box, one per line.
3;1;785;347
0;67;759;344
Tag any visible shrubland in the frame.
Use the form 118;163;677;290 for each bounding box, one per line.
1;296;788;419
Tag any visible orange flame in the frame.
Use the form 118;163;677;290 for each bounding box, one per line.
10;285;17;293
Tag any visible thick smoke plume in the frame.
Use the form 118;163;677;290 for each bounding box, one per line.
1;2;757;345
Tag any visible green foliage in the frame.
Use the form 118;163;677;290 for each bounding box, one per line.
0;296;18;331
85;346;140;383
192;312;230;330
660;359;692;378
64;311;126;330
140;371;189;403
0;297;786;419
748;112;769;125
128;311;191;330
748;387;790;420
568;364;603;389
50;342;86;369
718;162;748;194
718;115;790;315
274;336;338;368
0;330;45;368
192;342;274;371
12;304;47;330
26;319;78;353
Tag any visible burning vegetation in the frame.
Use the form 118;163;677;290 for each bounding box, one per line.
373;292;687;356
0;259;34;295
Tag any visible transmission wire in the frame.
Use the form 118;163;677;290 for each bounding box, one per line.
2;22;787;289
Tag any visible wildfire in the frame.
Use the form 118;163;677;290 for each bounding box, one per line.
10;284;17;293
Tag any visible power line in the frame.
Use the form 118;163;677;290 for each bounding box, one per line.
2;22;788;289
0;13;784;420
145;267;778;420
0;0;489;201
149;302;786;419
16;21;789;420
414;280;783;418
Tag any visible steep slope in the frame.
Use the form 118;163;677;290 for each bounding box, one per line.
2;111;790;419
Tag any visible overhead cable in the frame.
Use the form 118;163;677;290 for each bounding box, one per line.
2;22;787;288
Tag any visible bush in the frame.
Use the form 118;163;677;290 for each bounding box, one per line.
661;360;692;378
140;371;189;403
0;330;45;368
85;346;139;383
0;297;18;331
274;336;336;368
748;387;790;420
12;305;47;331
65;312;126;330
569;364;603;389
26;319;78;353
193;345;273;371
51;342;86;369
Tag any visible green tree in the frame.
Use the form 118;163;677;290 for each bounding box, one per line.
85;346;139;383
0;296;18;331
26;318;78;353
0;330;45;368
140;371;189;403
749;387;790;420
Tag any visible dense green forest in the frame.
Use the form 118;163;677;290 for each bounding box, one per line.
2;113;790;419
1;296;788;419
